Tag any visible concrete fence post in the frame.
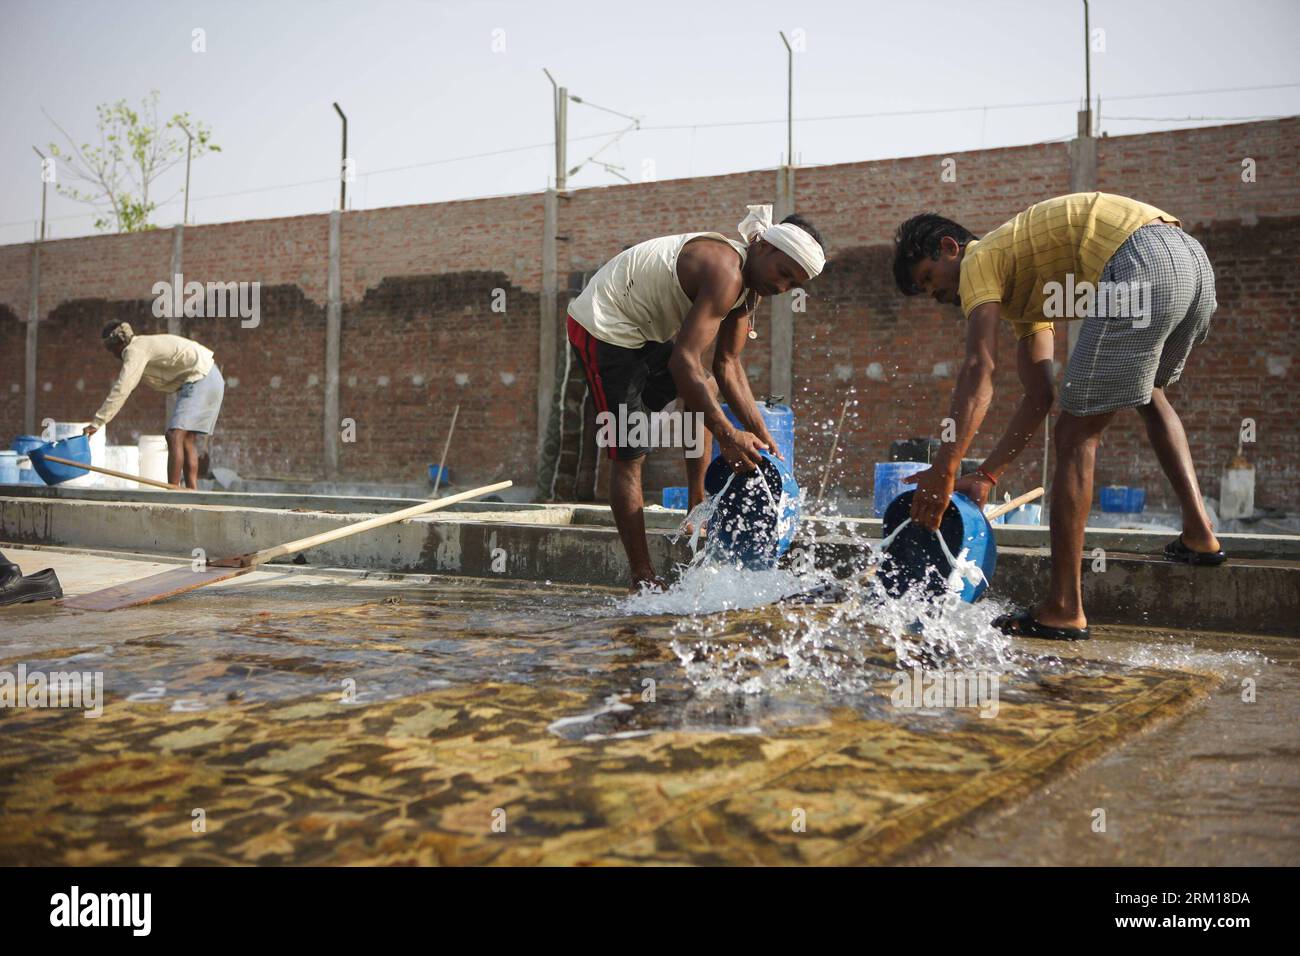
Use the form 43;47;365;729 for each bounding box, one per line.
324;210;342;479
1067;122;1098;359
538;188;558;460
770;164;796;402
166;225;184;424
24;242;40;435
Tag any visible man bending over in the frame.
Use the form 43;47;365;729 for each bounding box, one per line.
567;205;826;591
892;192;1222;640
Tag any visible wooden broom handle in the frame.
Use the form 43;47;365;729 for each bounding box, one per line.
215;480;514;567
984;486;1045;521
39;454;183;490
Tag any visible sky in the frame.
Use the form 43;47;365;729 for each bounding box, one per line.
1;0;1297;245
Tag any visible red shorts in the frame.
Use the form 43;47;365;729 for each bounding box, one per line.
566;315;677;460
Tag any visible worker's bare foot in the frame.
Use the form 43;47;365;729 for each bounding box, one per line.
1179;529;1222;553
1031;600;1087;632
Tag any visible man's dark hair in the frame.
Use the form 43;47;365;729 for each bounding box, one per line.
892;213;976;295
101;319;135;349
782;213;825;251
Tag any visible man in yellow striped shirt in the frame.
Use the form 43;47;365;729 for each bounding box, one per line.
892;192;1223;640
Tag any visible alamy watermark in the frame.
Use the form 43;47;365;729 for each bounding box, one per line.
1043;274;1152;328
50;886;150;936
152;272;260;328
888;667;1000;719
595;403;707;458
1;664;103;718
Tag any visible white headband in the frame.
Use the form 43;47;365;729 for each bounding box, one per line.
737;204;825;279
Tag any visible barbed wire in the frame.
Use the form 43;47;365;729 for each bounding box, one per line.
3;81;1296;235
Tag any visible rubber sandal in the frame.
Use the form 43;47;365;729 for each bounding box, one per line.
1164;536;1227;566
993;608;1090;642
0;567;64;606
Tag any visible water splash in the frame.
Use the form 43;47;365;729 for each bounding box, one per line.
668;572;1031;698
623;494;1031;697
618;558;817;616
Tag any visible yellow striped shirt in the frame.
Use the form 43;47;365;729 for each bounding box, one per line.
958;192;1180;338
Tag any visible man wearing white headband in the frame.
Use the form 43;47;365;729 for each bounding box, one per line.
567;203;826;592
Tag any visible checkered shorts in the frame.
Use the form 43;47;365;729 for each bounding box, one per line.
1060;223;1216;417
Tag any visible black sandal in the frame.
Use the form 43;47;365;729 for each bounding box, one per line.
1163;535;1227;566
993;608;1090;642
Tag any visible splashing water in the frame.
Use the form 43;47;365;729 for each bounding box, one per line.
618;487;1031;696
667;571;1031;698
619;558;819;617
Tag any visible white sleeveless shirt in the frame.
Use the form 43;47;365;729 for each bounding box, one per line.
567;232;749;348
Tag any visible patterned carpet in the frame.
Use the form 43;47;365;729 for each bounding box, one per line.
0;584;1216;865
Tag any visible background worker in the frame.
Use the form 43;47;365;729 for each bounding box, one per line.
84;321;226;490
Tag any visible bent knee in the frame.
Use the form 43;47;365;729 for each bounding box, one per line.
1053;414;1109;450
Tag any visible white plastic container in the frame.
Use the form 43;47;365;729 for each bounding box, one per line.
104;445;141;490
1220;454;1255;520
42;421;105;488
138;435;168;485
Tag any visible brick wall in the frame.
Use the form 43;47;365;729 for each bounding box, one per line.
1;118;1295;509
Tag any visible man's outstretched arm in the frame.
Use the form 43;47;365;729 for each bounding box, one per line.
670;278;769;471
710;299;784;460
956;328;1055;505
908;301;1001;529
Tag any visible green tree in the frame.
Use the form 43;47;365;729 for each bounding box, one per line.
46;90;219;233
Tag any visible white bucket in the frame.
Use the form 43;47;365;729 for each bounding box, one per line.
138;435;168;485
42;421;105;488
104;445;141;490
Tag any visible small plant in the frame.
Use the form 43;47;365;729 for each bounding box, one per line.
46;90;219;233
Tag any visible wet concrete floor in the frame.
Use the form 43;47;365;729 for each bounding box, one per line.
0;546;1294;865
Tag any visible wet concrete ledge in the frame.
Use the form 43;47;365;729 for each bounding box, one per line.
6;484;1299;560
4;493;1297;636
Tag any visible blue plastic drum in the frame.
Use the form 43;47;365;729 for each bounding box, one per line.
29;434;93;485
703;449;801;569
661;486;689;510
873;461;929;517
710;402;795;465
878;489;996;603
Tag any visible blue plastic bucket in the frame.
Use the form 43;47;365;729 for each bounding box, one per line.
710;402;795;465
662;486;689;510
29;434;93;485
11;435;43;456
428;464;450;485
703;450;801;569
873;461;928;517
0;451;18;484
878;489;996;603
1100;485;1146;513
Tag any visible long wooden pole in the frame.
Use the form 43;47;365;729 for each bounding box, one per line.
61;479;515;612
815;395;852;504
38;454;182;490
211;479;513;568
985;486;1044;521
433;404;460;496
